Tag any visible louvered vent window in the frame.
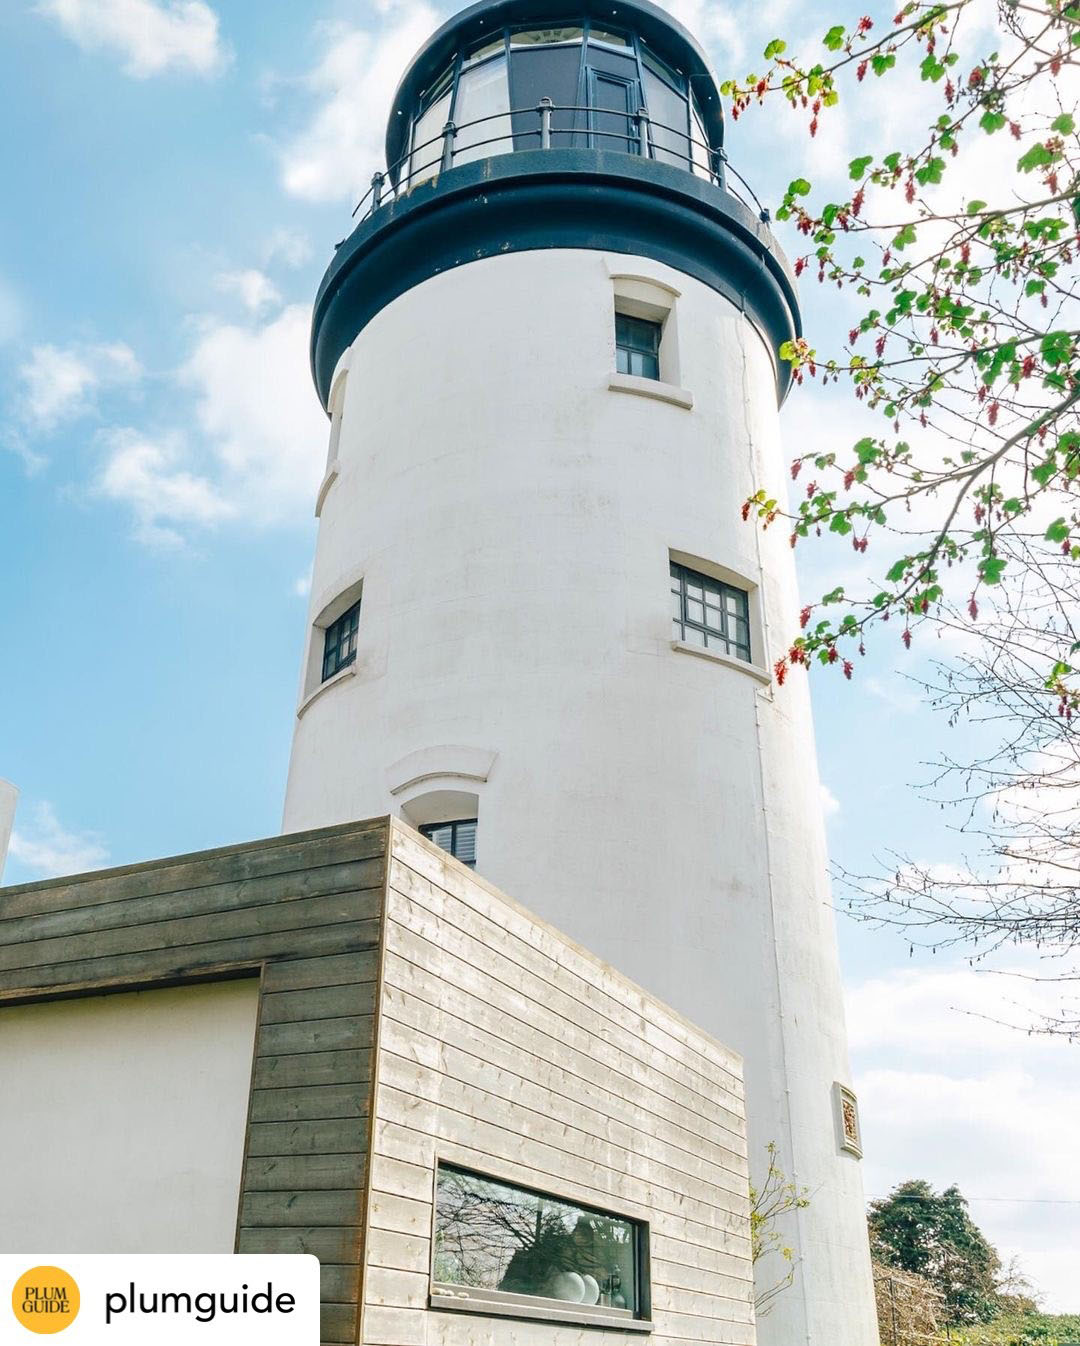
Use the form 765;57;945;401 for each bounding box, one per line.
420;819;477;868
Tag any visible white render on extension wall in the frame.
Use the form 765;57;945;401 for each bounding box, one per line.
283;246;878;1346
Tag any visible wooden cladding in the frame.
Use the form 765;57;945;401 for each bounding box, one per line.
0;818;388;1346
0;815;756;1346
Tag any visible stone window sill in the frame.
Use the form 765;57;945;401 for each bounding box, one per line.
672;639;771;684
296;660;356;718
608;372;693;409
314;461;340;518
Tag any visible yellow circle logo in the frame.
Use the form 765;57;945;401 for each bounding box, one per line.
11;1267;80;1334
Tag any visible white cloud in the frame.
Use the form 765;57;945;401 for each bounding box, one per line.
180;303;327;523
36;0;227;78
18;341;141;431
848;964;1080;1311
8;801;108;879
820;782;841;820
262;228;313;270
215;269;282;316
278;3;440;203
292;566;312;598
97;428;234;547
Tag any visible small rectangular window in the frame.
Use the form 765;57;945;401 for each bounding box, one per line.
420;819;477;868
615;312;661;380
671;561;751;662
432;1164;648;1325
322;600;360;681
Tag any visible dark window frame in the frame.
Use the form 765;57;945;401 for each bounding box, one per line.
401;19;720;187
670;561;752;662
419;818;478;868
429;1161;652;1331
615;312;662;380
321;599;361;682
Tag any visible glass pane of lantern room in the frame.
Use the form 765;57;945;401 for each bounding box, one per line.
508;43;585;148
454;57;512;164
643;69;690;169
690;95;712;179
408;90;451;186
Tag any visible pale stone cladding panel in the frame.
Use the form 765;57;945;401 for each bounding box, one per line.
361;819;755;1346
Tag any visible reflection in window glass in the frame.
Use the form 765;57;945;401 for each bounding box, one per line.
510;27;583;44
454;57;512;165
588;28;629;46
643;68;689;168
690;95;712;179
464;37;505;66
408;91;451;185
434;1166;642;1316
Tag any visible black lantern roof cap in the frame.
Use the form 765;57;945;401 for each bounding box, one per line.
385;0;725;168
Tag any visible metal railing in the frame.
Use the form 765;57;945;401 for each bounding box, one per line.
345;98;769;233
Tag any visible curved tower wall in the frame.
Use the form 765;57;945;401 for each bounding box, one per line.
283;246;877;1346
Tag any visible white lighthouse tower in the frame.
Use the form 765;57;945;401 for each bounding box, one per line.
283;1;878;1341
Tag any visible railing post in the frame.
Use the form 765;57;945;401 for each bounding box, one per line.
538;97;553;150
371;170;385;209
440;121;457;173
635;106;650;158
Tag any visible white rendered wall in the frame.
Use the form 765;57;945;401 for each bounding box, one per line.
284;248;878;1346
0;979;259;1252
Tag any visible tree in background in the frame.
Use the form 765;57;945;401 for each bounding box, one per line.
869;1180;1003;1323
722;2;1080;1030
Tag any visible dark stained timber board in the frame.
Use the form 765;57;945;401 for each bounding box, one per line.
0;817;391;1346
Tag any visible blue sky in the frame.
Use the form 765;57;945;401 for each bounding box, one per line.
1;0;1076;1311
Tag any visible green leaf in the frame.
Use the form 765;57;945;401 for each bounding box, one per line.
979;110;1006;135
849;155;873;181
1051;113;1075;135
789;177;812;197
1046;518;1071;543
764;37;787;59
892;222;917;251
979;556;1007;585
966;199;986;215
915;156;945;186
1017;142;1055;173
823;24;845;51
885;558;909;583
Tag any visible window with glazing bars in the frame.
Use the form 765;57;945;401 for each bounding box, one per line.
420;818;477;868
322;600;360;681
615;313;661;379
671;562;751;662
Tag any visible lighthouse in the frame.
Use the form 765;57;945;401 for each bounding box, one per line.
283;1;879;1341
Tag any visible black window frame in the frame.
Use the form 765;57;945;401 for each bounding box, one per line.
399;19;721;189
670;561;752;662
615;312;662;380
430;1161;652;1331
419;818;478;868
321;600;361;682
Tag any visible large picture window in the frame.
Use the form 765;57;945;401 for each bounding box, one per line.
431;1164;649;1328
